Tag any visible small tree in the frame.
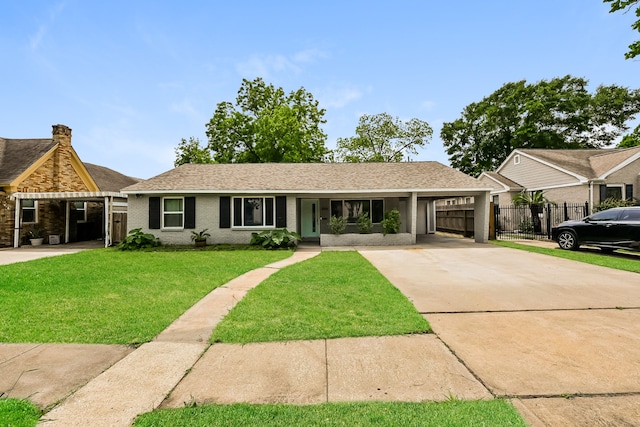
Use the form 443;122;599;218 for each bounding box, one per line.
512;191;555;233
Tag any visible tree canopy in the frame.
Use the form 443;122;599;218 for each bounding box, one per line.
332;113;432;162
618;124;640;147
604;0;640;59
440;75;640;176
205;78;328;163
174;137;213;167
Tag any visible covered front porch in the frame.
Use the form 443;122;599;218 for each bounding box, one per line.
295;190;490;246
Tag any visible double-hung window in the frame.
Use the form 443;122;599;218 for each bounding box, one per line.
22;200;37;224
74;201;87;223
233;197;275;227
162;197;184;228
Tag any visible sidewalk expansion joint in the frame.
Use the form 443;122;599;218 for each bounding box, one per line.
323;339;329;403
421;306;640;315
432;333;495;399
0;344;43;366
503;391;640;400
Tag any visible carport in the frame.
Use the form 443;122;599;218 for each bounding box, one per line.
11;191;126;248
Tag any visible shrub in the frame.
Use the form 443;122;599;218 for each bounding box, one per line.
117;228;160;250
250;229;301;249
329;215;347;235
356;213;373;233
518;219;534;233
190;229;211;241
594;197;637;212
381;209;401;235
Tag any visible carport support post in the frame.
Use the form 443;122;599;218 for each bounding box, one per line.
104;196;110;248
473;192;490;243
410;192;417;244
65;201;70;243
13;198;20;248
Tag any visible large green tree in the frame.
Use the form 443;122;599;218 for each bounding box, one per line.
604;0;640;59
618;124;640;147
441;75;640;176
205;78;328;163
333;113;432;162
174;137;213;166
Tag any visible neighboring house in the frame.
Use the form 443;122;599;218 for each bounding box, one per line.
478;147;640;208
0;124;139;247
122;162;492;246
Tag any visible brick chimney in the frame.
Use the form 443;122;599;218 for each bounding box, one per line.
51;124;72;191
52;124;72;147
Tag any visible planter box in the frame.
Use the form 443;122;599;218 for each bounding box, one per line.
320;233;413;247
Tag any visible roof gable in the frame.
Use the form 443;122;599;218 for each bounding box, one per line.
123;162;488;194
0;138;56;184
85;163;140;192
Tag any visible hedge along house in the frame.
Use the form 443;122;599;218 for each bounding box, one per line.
122;162;491;246
0;124;139;248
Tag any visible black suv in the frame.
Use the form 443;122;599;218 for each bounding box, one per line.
551;206;640;252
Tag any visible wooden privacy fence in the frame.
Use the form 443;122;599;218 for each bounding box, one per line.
435;204;475;237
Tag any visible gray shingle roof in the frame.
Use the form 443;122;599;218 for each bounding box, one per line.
518;147;640;178
481;171;523;189
0;138;56;183
84;163;140;192
123;162;487;193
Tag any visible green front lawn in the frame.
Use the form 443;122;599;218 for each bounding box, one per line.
211;251;431;343
0;399;40;427
134;400;527;427
0;249;290;344
492;241;640;273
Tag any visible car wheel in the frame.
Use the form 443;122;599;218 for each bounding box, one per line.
557;231;579;250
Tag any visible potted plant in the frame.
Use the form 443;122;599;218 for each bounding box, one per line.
27;226;46;246
191;229;211;247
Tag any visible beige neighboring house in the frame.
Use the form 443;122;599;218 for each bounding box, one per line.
0;124;139;247
122;162;492;246
478;147;640;208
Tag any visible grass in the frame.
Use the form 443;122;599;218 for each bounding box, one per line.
211;251;431;344
492;241;640;274
133;400;527;427
0;249;290;344
0;399;40;427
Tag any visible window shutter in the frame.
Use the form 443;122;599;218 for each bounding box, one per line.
184;197;196;229
625;184;633;201
233;198;242;227
149;197;160;229
275;196;287;228
599;185;607;203
219;196;231;228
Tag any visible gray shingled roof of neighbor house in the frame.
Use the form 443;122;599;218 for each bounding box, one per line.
518;147;640;179
481;171;524;189
84;163;140;192
122;162;490;194
0;138;56;183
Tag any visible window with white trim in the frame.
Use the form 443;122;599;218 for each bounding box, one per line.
232;197;275;227
162;197;184;228
22;200;37;224
74;201;87;223
330;199;384;223
605;185;623;200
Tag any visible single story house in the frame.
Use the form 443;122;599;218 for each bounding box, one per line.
478;147;640;208
0;124;139;247
122;162;491;246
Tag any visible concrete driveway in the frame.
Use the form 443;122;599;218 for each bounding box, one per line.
360;236;640;427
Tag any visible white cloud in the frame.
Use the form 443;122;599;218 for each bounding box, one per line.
28;1;66;51
317;85;365;109
236;48;329;79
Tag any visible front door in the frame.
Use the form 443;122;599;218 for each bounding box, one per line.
301;199;320;238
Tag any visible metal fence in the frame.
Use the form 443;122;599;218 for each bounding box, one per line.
494;202;590;241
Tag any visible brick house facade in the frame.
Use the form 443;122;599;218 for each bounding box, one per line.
0;124;138;247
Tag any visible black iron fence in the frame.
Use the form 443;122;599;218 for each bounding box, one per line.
494;202;590;241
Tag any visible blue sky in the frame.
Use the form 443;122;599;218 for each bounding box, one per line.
2;1;639;179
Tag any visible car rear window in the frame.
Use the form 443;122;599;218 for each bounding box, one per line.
621;209;640;220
